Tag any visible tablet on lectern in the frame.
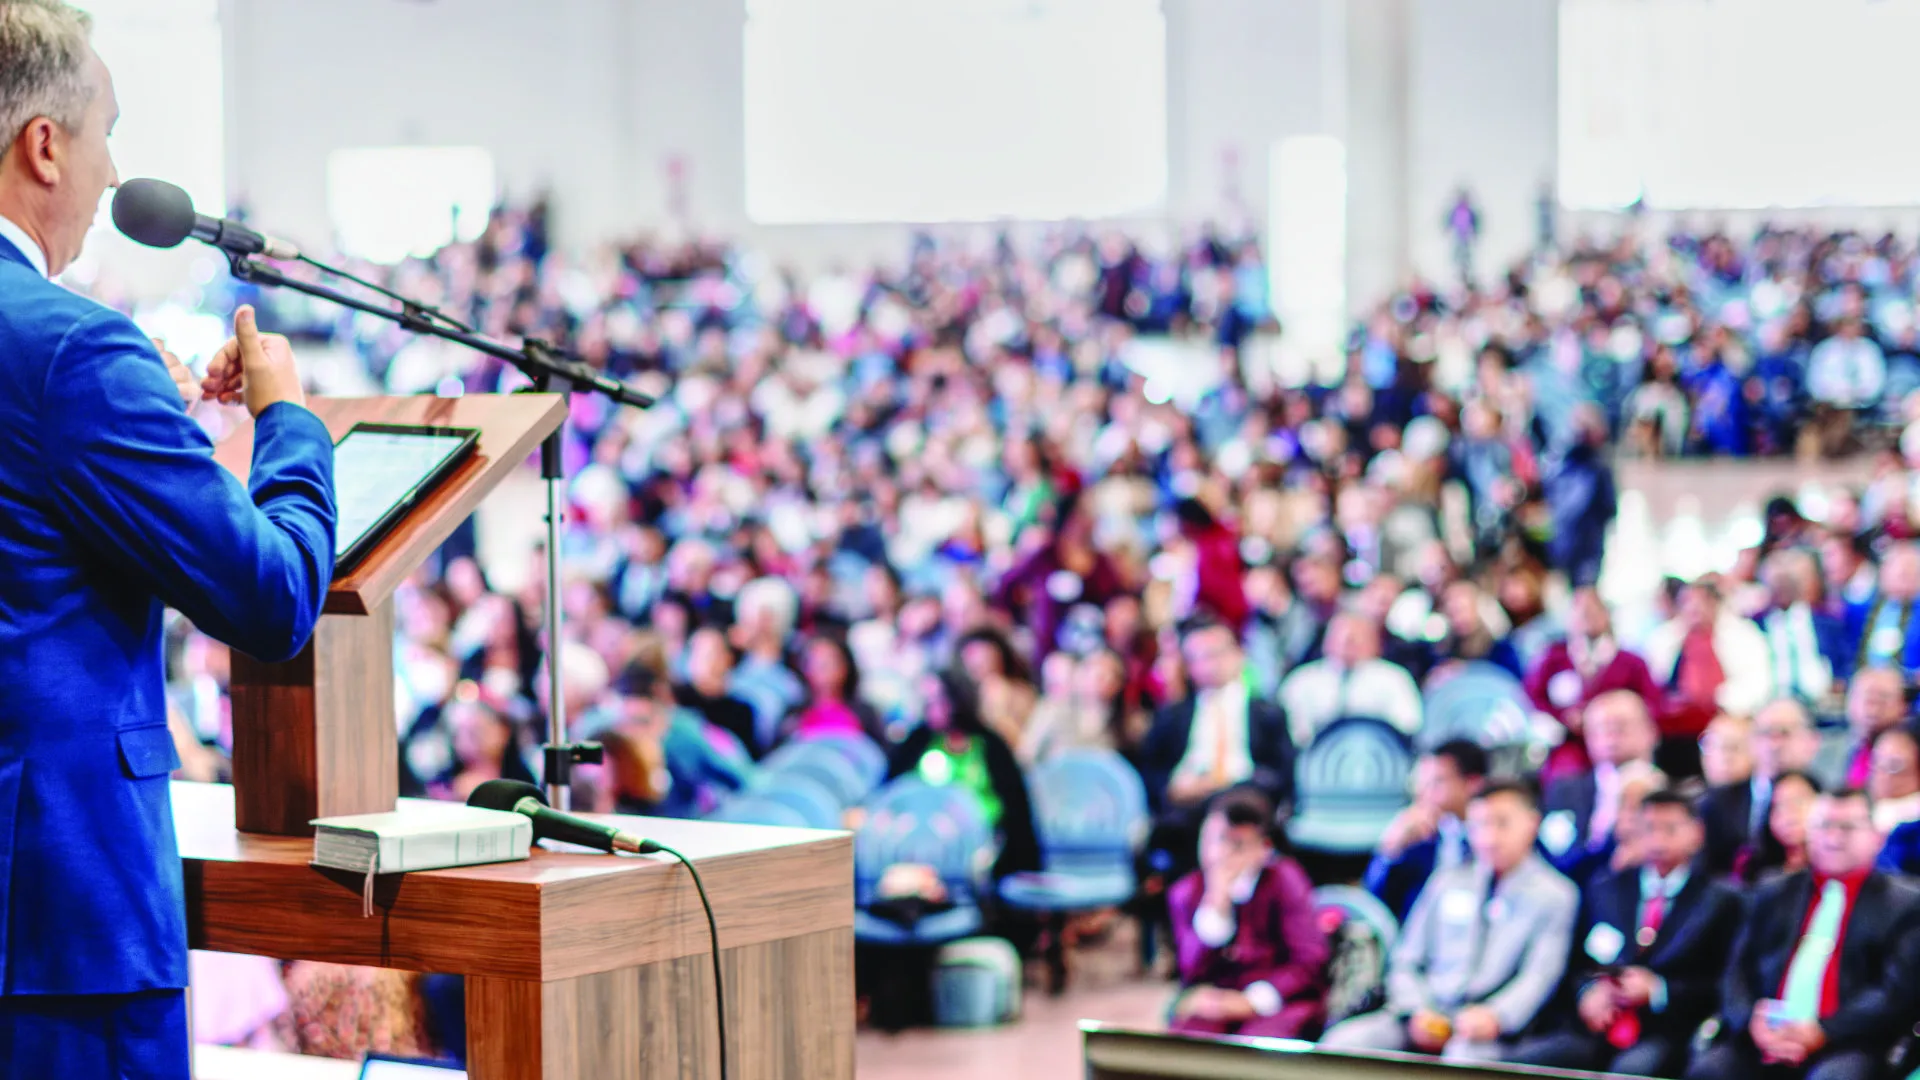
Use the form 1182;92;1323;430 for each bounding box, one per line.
331;423;481;574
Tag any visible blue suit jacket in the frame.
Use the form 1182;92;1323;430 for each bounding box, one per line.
0;236;335;995
1362;833;1441;922
1878;819;1920;876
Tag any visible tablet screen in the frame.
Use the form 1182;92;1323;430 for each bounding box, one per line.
332;427;475;568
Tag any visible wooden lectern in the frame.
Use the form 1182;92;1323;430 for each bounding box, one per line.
184;395;856;1080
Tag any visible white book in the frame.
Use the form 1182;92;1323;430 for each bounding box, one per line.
310;800;533;875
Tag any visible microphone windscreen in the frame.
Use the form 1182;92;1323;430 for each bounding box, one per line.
112;179;196;249
467;778;547;813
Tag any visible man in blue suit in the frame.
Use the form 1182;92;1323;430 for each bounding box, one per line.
0;3;336;1075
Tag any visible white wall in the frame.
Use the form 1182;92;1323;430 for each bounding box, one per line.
219;0;1560;301
1406;0;1558;286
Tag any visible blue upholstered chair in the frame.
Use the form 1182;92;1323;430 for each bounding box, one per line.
749;773;843;829
1420;661;1548;774
996;749;1150;993
853;778;993;947
1285;717;1415;854
707;796;811;828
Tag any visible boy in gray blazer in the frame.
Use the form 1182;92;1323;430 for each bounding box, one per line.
1323;780;1580;1061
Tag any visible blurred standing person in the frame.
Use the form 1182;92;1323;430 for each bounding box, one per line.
1444;188;1482;287
1542;405;1618;588
0;5;337;1076
1757;549;1843;714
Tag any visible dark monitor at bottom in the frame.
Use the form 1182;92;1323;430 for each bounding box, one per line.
360;1053;466;1079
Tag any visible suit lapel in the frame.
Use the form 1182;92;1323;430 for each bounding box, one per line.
1643;869;1704;961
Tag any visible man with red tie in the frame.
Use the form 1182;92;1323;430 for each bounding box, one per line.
1509;790;1743;1076
1685;789;1920;1080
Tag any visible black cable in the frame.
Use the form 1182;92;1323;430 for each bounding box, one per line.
296;253;476;333
647;841;727;1079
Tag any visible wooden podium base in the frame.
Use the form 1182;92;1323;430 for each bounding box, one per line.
175;783;855;1079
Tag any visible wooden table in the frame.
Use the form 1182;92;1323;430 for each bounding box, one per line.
177;782;855;1079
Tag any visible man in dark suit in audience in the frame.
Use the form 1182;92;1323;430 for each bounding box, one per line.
1363;739;1488;921
1686;788;1920;1080
1699;699;1822;876
1509;791;1743;1077
1139;616;1292;883
1540;689;1660;886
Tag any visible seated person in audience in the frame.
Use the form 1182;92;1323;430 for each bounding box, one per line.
1700;699;1821;876
1540;689;1660;886
1698;713;1754;789
1645;577;1773;780
607;660;753;818
1509;791;1743;1077
1277;612;1422;748
672;626;762;760
1140;618;1293;881
887;669;1041;882
728;576;807;753
1019;648;1142;765
1834;667;1909;790
1168;789;1330;1040
1733;770;1821;886
787;634;887;746
1525;587;1665;785
1430;580;1522;678
1321;781;1579;1062
1843;541;1920;681
1756;550;1843;713
1869;726;1920;833
1364;739;1488;921
1686;788;1920;1080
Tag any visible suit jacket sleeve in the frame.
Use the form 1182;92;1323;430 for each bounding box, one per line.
41;309;335;662
1483;876;1579;1035
1386;873;1438;1016
1236;858;1330;1001
1250;700;1295;810
1718;887;1765;1036
1364;839;1437;922
1139;706;1185;811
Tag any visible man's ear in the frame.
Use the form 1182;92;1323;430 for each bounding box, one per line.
11;117;61;186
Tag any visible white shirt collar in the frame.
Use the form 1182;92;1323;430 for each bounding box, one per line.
0;214;48;279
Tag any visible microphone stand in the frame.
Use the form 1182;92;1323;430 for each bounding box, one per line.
226;254;652;810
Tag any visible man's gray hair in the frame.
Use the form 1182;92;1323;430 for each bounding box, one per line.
0;0;93;153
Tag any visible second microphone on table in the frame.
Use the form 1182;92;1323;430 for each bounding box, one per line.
467;779;659;854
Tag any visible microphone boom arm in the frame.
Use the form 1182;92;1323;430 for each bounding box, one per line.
225;254;655;410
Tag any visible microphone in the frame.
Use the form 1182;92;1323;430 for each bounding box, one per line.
112;178;300;260
467;779;659;855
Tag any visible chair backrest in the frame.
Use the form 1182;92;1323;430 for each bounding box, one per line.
750;773;843;829
1294;717;1416;814
804;733;888;791
708;796;811;829
757;742;872;807
854;777;993;905
1419;662;1535;752
1312;885;1397;1026
1026;750;1149;871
